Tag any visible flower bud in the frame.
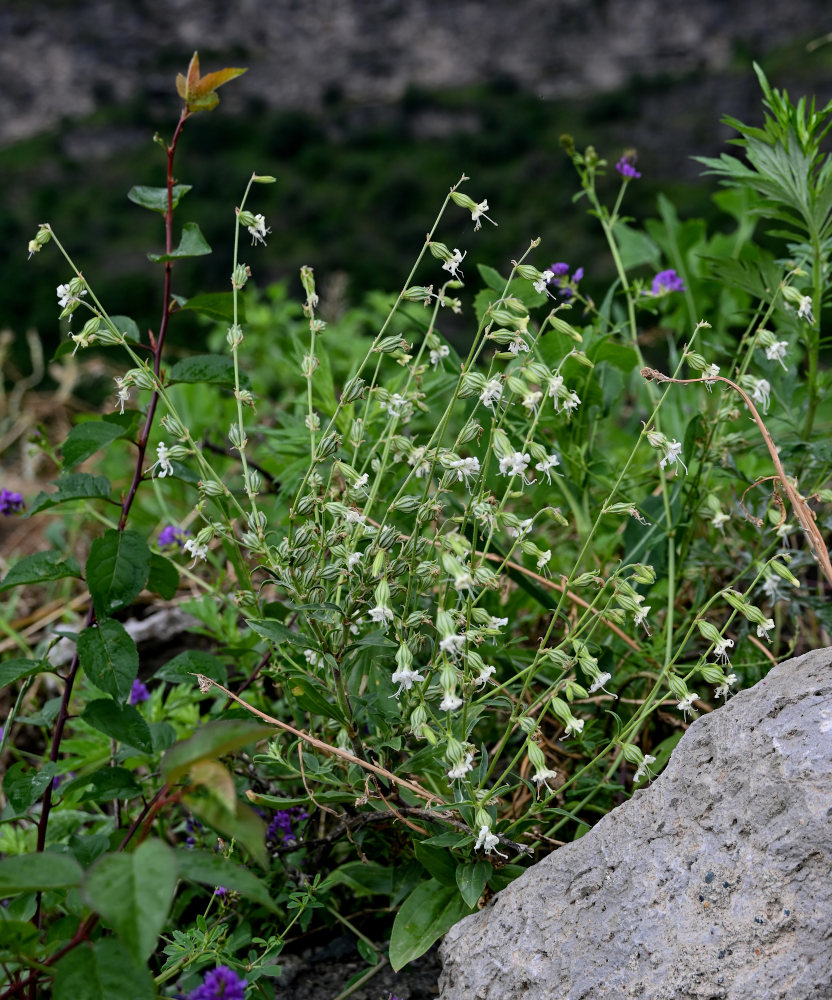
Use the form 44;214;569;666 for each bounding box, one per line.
342;376;366;403
699;664;726;685
620;743;645;766
227;324;244;348
696;620;723;645
769;559;800;588
666;674;688;701
315;432;341;461
373;334;407;354
125;366;156;391
294;494;317;517
390;495;422;513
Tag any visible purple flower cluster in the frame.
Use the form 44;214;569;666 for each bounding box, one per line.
266;806;309;845
548;262;584;301
129;678;150;705
189;965;247;1000
615;152;641;180
0;489;25;516
185;816;204;848
158;524;190;548
650;269;685;295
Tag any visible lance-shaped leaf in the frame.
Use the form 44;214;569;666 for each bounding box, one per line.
162;719;273;784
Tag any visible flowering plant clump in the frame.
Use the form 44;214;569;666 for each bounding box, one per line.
1;55;831;997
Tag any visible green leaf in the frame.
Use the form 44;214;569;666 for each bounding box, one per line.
127;184;192;214
476;263;507;292
86;530;151;617
146;552;179;600
414;841;457;886
455;860;491;908
186;792;268;869
155;649;227;685
286;674;347;725
62;767;142;804
82;840;176;961
246;617;313;648
28;474;111;515
147;221;212;262
53;938;155;1000
167;353;249;388
0;852;82;894
180;291;246;324
612;220;662;270
0;658;44;687
389;878;473;971
81;699;153;753
176;849;278;912
319;861;393;897
62;422;126;469
0;550;82;592
162;719;274;784
3;761;58;812
78;619;139;701
108;315;141;343
0;920;40;955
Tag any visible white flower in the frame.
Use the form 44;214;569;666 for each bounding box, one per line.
57;283;86;310
588;671;615;696
677;692;699;718
713;636;734;663
369;605;394;629
562;390;581;415
479;378;503;411
756;618;775;641
633;604;651;630
391;665;425;698
703;364;720;391
710;510;730;532
448;456;480;487
797;295;814;324
506;518;533;539
439;634;465;659
535;453;560;484
532;767;559;793
247;214;270;246
507;335;529;356
536;549;552;572
430;344;450;368
659;439;687;475
474;664;496;689
533;270;554;294
714;672;737;700
489;616;509;630
498;451;531;482
562;717;584;738
384;393;409;419
114;377;130;415
151;442;174;478
442;248;466;279
633;754;656;783
471;199;495;231
304;648;323;668
353;473;369;492
765;340;789;371
447;752;474;780
547;374;564;409
183;538;208;565
346;552;362;572
474;824;507;856
345;509;366;525
751;378;771;414
521;390;542;414
439;691;463;712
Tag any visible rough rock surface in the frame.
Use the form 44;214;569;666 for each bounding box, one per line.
439;648;832;1000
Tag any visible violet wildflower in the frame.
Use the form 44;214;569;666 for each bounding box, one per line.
0;489;25;516
549;261;583;299
650;269;685;295
616;152;641;179
188;965;247;1000
266;806;309;845
158;524;190;548
130;678;150;705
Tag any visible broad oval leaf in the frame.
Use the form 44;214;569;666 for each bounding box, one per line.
389;877;473;971
28;474;111;516
156;649;227;685
82;840;176;961
3;761;58;813
146;552;179;600
0;852;82;895
81;699;153;753
0;658;44;687
62;422;126;469
167;353;249;387
147;221;211;262
127;183;192;214
162;719;273;783
53;938;155;1000
180;291;245;323
87;530;151;617
176;848;278;912
455;860;491;908
62;766;142;804
77;618;139;701
0;551;81;592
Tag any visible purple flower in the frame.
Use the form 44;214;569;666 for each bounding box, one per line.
158;524;190;548
548;262;583;299
129;678;150;705
572;267;584;282
650;269;685;295
550;262;570;277
0;490;25;516
189;966;247;1000
616;153;641;180
185;816;204;848
214;886;228;897
267;806;309;845
52;771;75;790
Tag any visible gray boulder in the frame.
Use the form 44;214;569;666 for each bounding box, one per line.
439;647;832;999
